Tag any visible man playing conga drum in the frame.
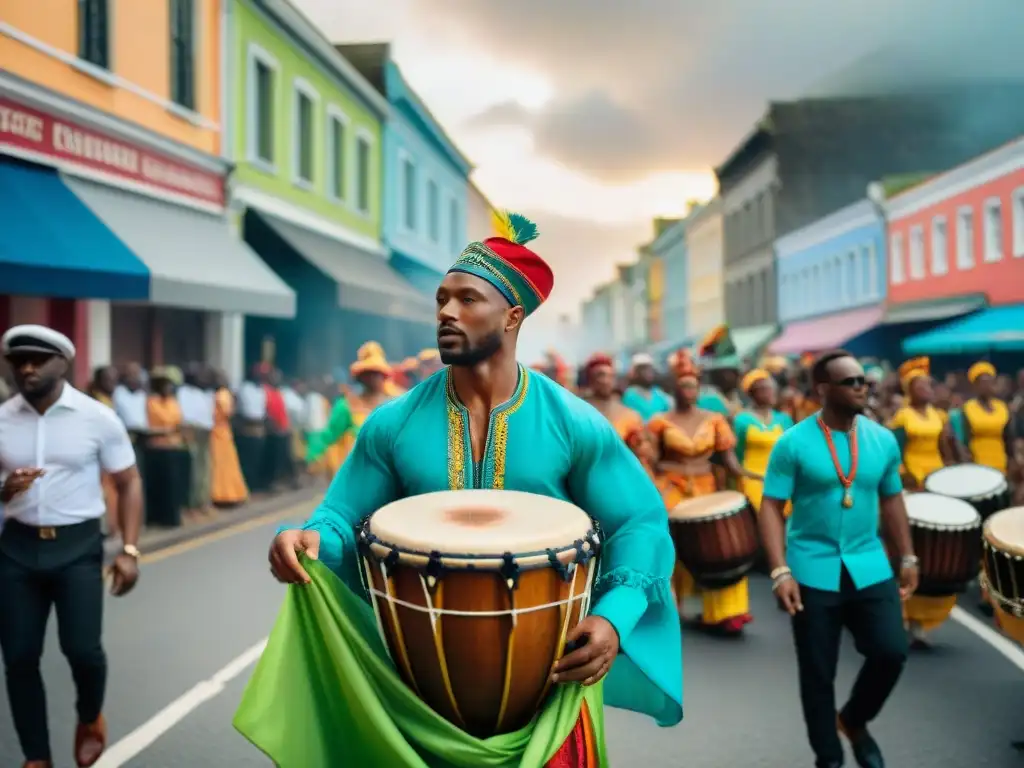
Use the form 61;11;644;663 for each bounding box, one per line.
241;212;682;766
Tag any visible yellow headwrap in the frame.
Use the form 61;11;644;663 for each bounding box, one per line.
741;368;771;395
967;361;996;383
418;348;440;362
357;341;385;361
898;357;930;393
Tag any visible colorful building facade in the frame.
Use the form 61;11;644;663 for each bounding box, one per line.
685;198;725;344
646;218;688;364
338;43;472;306
771;199;887;356
225;0;429;376
1;0;294;384
889;136;1024;359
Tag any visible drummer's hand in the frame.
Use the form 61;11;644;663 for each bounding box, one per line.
269;529;320;584
551;616;620;687
899;564;919;601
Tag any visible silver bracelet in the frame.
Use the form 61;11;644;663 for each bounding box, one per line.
900;555;920;569
771;572;794;592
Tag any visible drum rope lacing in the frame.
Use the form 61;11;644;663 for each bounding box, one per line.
980;540;1024;618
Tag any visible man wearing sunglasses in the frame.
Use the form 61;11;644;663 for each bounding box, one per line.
757;349;918;768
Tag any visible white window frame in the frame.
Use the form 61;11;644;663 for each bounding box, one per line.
291;77;319;190
398;148;417;231
325;105;349;204
245;43;280;172
353;128;375;216
865;243;877;298
889;232;905;284
983;196;1003;263
930;216;948;276
426;177;440;242
1013;186;1024;258
908;224;925;280
956;206;975;270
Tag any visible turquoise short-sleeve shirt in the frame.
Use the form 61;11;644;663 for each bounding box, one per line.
762;413;903;592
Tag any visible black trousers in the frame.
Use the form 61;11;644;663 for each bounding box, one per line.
792;568;908;766
0;519;107;762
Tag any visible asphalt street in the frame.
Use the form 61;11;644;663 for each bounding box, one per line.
1;511;1022;768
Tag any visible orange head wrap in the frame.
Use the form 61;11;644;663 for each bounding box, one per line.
898;357;930;393
741;368;772;395
672;348;701;383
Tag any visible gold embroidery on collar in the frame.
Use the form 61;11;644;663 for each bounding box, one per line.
491;371;530;489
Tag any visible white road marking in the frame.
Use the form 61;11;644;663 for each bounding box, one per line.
950;606;1024;673
94;638;268;768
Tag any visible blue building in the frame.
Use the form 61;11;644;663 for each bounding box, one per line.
339;43;473;351
645;218;690;365
771;199;888;357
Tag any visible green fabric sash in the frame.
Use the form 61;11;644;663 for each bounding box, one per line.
234;558;608;767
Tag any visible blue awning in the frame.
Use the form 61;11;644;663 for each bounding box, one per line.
0;160;149;299
647;337;692;365
903;304;1024;354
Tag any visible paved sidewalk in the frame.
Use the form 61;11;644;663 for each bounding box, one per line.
103;484;325;558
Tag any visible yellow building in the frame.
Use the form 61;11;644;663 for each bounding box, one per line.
685;197;725;341
0;0;293;382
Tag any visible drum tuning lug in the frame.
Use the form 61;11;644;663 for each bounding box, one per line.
547;549;571;581
500;552;521;590
384;547;400;571
425;551;444;589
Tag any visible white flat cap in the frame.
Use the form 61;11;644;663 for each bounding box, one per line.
1;324;76;359
631;353;654;368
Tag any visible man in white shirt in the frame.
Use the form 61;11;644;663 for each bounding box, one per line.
235;364;268;492
112;363;148;434
177;363;216;516
0;325;142;768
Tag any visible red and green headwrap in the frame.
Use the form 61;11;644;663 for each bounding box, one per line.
448;210;554;316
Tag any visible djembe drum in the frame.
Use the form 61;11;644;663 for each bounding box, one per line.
669;490;759;589
357;489;600;737
902;492;982;596
924;463;1010;521
981;506;1024;645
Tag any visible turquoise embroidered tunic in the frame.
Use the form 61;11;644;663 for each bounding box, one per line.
301;366;683;728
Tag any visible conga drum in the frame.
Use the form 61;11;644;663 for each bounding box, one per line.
924;464;1010;521
902;493;982;596
669;490;759;589
982;506;1024;645
357;490;600;737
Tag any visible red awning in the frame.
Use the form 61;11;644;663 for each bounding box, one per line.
769;305;884;355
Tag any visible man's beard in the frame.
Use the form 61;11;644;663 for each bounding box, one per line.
831;399;865;417
439;331;502;367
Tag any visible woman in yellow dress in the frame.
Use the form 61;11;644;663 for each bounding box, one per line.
949;361;1012;474
887;357;955;647
306;353;395;473
582;352;644;440
648;349;761;635
210;370;249;507
733;369;794;515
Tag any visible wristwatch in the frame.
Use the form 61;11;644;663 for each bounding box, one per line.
122;544;141;559
900;554;919;569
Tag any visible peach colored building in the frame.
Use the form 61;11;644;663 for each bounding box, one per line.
0;0;293;384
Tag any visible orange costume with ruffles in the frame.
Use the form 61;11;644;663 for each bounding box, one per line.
648;350;751;631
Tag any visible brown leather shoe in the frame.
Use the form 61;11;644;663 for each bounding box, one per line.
75;714;107;767
23;761;53;768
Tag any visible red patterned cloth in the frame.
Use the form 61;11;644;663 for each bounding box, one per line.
544;704;597;768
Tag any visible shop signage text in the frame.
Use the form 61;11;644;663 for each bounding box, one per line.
0;97;224;206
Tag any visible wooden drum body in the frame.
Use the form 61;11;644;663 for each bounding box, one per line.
669;490;759;589
903;493;981;596
357;490;600;737
925;464;1010;522
982;506;1024;645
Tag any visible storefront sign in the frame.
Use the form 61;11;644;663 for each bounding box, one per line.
0;96;224;206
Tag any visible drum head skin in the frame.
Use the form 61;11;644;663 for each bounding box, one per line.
925;464;1006;500
369;490;593;556
985;507;1024;556
904;492;980;529
669;491;747;521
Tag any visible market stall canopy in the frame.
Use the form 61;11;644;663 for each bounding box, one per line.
64;177;295;317
881;294;987;325
0;161;149;300
902;304;1024;354
769;305;884;355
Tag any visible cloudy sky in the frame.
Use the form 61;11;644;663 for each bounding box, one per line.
296;0;1022;342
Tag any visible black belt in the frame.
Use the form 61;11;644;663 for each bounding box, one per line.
3;518;101;541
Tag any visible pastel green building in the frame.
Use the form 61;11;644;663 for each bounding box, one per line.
225;0;431;377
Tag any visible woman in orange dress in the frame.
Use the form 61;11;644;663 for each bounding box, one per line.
210;370;249;507
648;349;761;635
146;366;189;526
582;353;643;440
